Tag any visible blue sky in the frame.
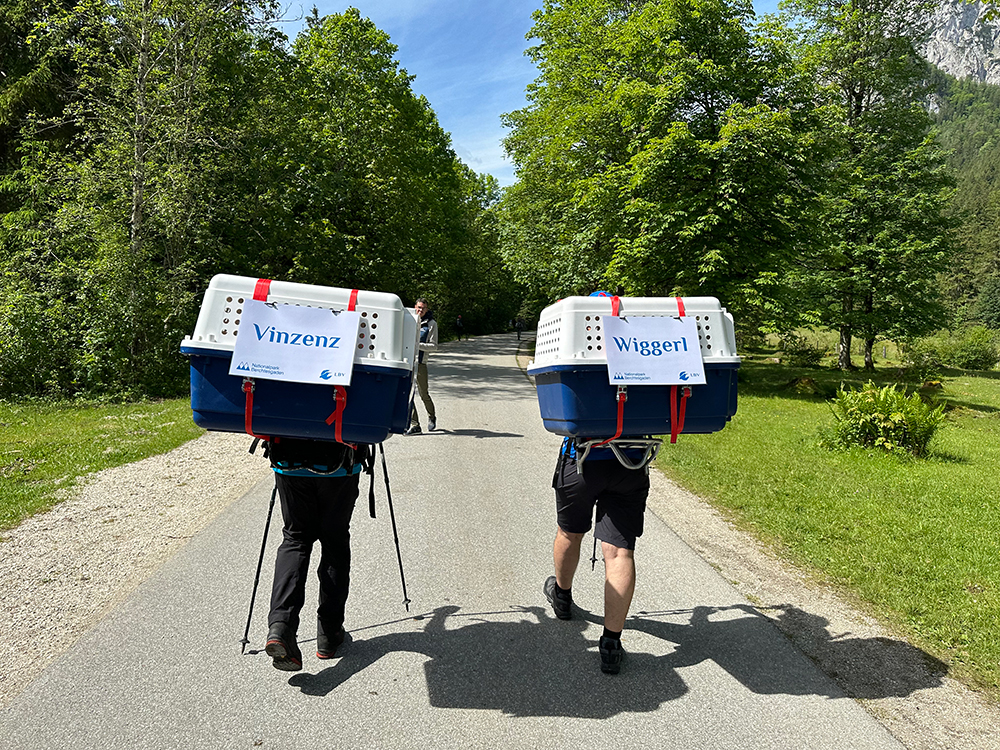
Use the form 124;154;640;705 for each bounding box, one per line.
278;1;782;186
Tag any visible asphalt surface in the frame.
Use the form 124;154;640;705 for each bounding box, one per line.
0;333;904;749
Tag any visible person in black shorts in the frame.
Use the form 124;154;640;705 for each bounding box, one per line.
543;437;650;674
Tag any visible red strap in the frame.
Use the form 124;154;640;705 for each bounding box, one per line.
670;386;691;444
242;378;267;439
348;289;359;312
595;386;627;447
595;296;625;446
253;278;272;302
676;296;685;317
325;385;354;446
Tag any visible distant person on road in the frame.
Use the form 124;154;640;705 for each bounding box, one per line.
515;318;524;341
264;439;367;671
455;315;464;341
406;297;438;434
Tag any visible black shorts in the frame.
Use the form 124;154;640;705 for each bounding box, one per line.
553;453;650;550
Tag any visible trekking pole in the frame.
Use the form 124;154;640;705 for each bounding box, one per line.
379;443;411;611
590;503;599;570
240;479;278;654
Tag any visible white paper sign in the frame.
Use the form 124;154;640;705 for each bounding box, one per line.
229;300;360;385
604;316;706;385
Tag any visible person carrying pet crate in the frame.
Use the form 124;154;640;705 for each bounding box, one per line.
528;291;740;674
181;275;419;671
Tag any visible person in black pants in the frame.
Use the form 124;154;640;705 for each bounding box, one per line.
264;439;367;671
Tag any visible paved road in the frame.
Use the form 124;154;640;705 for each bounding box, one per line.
0;333;904;749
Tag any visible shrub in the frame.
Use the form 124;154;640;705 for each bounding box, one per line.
942;326;1000;371
778;332;827;367
822;381;946;457
898;338;943;383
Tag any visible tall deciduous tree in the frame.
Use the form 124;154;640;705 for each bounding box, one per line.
500;0;834;336
786;0;956;370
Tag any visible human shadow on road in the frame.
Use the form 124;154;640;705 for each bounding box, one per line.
288;604;687;717
629;604;946;700
285;599;938;716
427;428;524;439
766;604;948;699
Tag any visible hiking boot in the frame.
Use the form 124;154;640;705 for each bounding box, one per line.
543;575;573;620
428;417;437;432
316;622;346;660
265;623;302;672
404;424;422;435
599;635;624;675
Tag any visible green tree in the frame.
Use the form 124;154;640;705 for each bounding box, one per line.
500;0;834;337
786;0;957;370
1;4;509;397
0;0;288;396
933;76;1000;319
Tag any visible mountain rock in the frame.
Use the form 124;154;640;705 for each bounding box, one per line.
923;0;1000;84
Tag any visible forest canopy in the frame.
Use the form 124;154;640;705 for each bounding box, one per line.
0;1;515;398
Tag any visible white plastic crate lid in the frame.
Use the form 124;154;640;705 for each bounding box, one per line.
182;274;418;371
528;295;740;371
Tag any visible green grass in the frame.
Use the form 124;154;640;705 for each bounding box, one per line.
659;361;1000;697
0;398;204;532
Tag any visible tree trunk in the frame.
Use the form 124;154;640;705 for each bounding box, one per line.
838;326;853;369
130;0;152;258
863;289;875;370
838;290;854;369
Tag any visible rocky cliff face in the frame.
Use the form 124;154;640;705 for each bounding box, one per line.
923;1;1000;84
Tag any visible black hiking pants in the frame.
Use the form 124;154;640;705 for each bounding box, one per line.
268;472;360;635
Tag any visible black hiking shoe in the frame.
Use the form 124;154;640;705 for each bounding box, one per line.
543;576;573;620
316;623;346;660
265;623;302;672
404;424;422;435
599;635;624;675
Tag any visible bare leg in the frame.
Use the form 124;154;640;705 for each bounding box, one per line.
553;527;584;590
602;541;635;633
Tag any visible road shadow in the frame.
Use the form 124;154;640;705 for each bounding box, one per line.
281;600;944;716
630;603;947;700
764;604;949;700
288;605;686;716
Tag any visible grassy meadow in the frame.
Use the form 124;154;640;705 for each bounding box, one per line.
658;357;1000;697
0;399;203;532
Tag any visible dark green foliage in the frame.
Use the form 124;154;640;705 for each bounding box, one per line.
0;3;515;398
933;76;1000;320
823;381;946;457
975;276;1000;330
